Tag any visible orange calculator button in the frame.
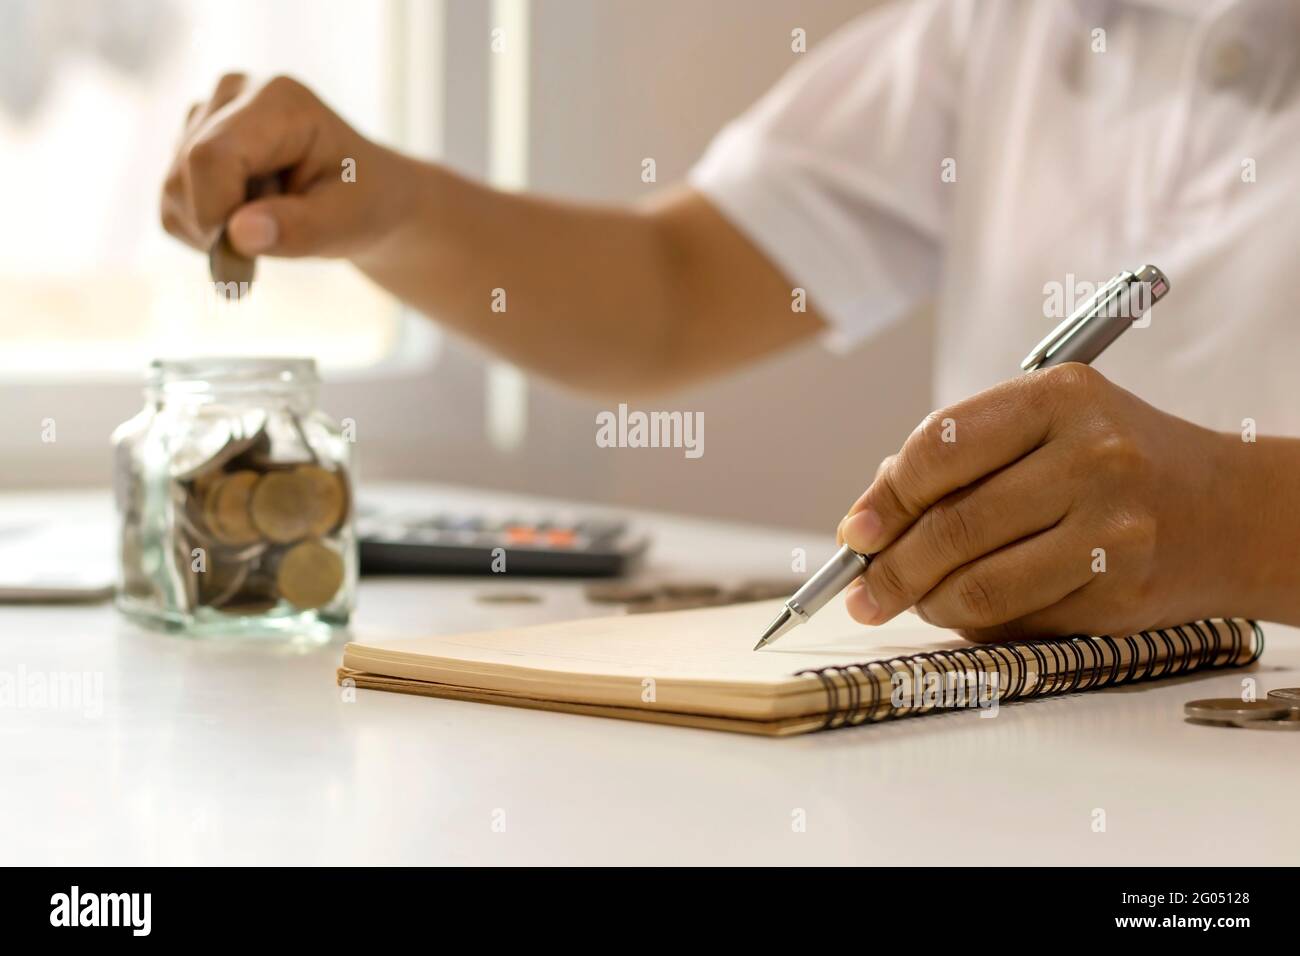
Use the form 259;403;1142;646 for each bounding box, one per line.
545;528;578;548
505;525;538;544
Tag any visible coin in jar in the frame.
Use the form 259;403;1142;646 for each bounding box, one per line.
293;464;348;536
217;570;280;616
169;410;267;481
249;470;315;543
197;555;250;608
218;597;280;616
276;539;345;610
203;470;262;547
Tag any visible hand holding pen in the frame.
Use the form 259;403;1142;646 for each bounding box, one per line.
754;265;1266;648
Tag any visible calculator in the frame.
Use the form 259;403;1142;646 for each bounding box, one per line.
356;507;650;577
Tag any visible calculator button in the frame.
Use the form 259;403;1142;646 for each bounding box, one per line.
545;528;577;548
577;519;625;541
505;526;539;545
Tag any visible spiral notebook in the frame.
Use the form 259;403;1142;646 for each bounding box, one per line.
337;599;1263;736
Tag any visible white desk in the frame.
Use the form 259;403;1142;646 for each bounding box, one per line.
2;485;1297;866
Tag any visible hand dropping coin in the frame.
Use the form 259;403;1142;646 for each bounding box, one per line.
208;174;283;298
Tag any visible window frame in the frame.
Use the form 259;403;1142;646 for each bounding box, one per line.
0;0;467;479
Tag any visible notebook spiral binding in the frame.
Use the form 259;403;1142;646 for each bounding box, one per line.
795;619;1264;731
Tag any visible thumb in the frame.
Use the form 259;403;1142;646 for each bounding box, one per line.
226;194;330;258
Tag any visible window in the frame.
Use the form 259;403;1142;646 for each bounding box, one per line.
0;0;419;376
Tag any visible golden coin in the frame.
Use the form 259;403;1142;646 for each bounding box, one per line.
249;470;314;543
204;470;262;546
293;464;348;536
276;539;344;610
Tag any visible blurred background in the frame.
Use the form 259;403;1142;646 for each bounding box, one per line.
0;0;927;531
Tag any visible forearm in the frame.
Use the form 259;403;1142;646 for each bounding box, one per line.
352;158;821;394
1218;433;1300;625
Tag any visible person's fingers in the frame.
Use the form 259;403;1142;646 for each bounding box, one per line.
837;456;895;546
227;191;334;258
841;366;1096;556
953;581;1123;644
207;72;248;115
179;73;246;145
848;444;1072;624
164;105;213;245
183;76;326;243
908;522;1098;632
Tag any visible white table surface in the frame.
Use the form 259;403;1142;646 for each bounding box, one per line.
2;484;1297;866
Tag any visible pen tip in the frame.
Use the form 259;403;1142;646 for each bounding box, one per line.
753;606;794;651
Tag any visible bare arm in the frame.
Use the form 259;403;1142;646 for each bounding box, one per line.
162;74;823;394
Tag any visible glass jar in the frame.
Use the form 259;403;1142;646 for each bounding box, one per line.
112;357;357;640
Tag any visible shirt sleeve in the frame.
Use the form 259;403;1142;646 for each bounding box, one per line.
688;0;966;352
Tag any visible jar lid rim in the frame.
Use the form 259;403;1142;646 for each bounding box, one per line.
147;356;319;386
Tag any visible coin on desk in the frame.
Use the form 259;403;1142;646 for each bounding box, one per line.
1183;698;1292;723
476;591;543;604
585;583;657;604
628;594;729;614
1240;715;1300;731
660;581;723;600
1267;687;1300;704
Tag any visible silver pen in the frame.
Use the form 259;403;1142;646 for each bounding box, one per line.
754;264;1171;650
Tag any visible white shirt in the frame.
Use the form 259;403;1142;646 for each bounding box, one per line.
690;0;1300;436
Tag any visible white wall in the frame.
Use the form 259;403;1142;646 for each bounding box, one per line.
504;0;935;530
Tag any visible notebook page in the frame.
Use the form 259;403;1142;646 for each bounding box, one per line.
343;596;970;692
